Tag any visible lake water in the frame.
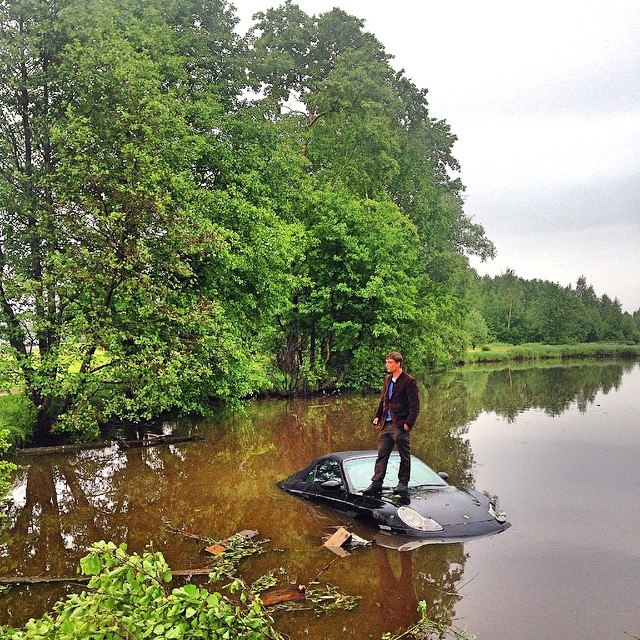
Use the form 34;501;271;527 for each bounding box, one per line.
1;360;639;639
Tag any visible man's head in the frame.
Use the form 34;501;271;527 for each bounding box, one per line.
385;351;403;375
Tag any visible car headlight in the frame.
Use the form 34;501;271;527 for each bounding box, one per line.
397;506;443;531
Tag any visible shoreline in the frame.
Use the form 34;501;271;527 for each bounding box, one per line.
458;342;640;365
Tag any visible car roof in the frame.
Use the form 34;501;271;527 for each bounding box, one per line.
283;451;380;484
317;450;379;462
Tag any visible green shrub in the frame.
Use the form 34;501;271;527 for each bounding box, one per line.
1;541;283;640
0;393;35;447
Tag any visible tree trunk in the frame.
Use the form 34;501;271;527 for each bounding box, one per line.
34;405;58;443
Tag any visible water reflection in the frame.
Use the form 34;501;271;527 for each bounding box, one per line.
0;360;636;638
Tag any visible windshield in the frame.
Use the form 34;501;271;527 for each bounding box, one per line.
343;455;447;491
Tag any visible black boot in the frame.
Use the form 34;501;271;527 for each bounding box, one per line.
362;483;383;495
393;482;408;492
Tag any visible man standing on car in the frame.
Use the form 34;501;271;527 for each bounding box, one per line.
363;351;420;494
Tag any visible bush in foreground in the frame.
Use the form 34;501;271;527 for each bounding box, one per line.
1;541;282;640
0;541;474;640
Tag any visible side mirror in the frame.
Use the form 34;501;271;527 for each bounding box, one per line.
438;471;449;482
321;479;342;490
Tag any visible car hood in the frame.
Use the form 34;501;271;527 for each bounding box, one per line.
377;486;494;526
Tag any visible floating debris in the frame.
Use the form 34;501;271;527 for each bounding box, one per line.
322;526;372;557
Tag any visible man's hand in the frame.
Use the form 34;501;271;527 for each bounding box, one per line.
372;417;381;429
403;423;410;431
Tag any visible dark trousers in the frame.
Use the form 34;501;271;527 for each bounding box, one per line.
371;420;411;485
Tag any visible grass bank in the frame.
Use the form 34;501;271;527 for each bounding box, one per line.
460;342;640;365
0;392;33;448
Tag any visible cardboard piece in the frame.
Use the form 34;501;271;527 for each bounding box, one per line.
204;543;227;556
323;527;352;557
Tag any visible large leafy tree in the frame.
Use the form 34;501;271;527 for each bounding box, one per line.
248;3;494;388
0;0;299;439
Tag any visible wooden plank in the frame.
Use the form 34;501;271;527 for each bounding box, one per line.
261;588;306;607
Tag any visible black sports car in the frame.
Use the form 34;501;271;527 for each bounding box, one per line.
278;451;511;545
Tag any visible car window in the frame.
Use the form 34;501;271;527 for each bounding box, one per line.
305;459;342;484
343;455;447;491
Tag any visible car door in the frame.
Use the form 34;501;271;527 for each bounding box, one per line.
303;459;352;513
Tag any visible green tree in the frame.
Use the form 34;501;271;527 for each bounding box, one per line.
0;0;300;439
248;3;495;387
465;308;491;349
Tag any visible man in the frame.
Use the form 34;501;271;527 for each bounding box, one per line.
363;351;420;494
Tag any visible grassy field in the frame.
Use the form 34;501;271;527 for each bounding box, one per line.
460;342;640;365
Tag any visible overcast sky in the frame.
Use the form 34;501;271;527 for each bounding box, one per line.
234;0;640;312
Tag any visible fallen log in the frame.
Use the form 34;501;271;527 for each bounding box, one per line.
0;575;91;585
17;434;204;456
0;566;218;586
16;441;113;456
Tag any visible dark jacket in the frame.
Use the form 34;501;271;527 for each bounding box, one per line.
374;371;420;429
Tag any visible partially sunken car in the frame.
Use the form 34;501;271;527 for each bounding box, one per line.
278;451;510;545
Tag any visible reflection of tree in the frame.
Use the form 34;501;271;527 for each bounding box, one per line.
0;443;193;626
475;361;629;421
370;542;467;635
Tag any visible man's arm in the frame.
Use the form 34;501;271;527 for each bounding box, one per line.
373;377;387;427
373;394;384;426
404;377;420;428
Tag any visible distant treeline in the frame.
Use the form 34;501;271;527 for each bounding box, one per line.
469;272;639;346
0;0;636;442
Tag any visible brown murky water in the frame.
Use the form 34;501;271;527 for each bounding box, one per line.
1;360;639;639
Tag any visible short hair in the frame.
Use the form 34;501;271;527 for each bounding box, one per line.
385;351;403;364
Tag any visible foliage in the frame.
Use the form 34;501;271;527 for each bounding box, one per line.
0;427;16;500
205;533;269;582
4;542;281;640
464;308;491;349
1;540;283;640
381;599;474;640
474;273;640;347
247;3;494;390
0;0;300;439
0;393;34;447
269;584;360;613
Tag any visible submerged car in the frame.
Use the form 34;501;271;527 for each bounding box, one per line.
278;451;511;545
